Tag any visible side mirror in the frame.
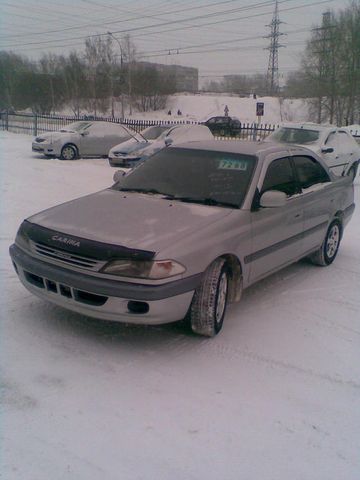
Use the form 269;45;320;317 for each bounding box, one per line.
113;169;127;183
164;137;173;147
321;146;334;154
260;190;287;208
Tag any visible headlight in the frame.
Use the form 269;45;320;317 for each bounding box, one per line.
35;137;46;143
100;259;186;279
15;223;30;250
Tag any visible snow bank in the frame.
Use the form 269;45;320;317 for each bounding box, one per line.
124;94;311;125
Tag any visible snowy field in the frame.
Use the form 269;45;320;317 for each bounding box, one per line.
118;93;311;125
1;131;360;480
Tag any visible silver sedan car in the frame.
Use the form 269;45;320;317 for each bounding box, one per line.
11;141;354;336
266;123;360;180
32;121;137;160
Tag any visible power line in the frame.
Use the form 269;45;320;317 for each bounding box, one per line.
0;0;297;48
137;28;309;56
0;0;277;41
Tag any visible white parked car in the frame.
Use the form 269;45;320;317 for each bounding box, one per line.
266;123;360;180
32;121;137;160
108;124;214;167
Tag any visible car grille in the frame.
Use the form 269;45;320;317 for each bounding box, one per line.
30;241;106;271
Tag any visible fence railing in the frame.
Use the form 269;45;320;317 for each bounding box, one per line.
0;112;278;141
1;112;359;142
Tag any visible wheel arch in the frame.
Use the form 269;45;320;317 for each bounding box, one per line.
332;211;344;239
219;253;243;303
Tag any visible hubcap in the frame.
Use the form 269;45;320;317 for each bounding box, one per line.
326;224;340;259
63;147;75;160
216;272;228;324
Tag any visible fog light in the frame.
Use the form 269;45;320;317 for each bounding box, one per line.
127;301;149;314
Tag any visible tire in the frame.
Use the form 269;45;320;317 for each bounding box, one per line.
309;220;342;266
188;258;229;337
60;144;77;160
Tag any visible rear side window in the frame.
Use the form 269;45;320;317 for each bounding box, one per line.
293;156;330;189
338;131;357;149
261;157;298;196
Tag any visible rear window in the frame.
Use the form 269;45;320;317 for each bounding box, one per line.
141;126;169;140
270;127;320;144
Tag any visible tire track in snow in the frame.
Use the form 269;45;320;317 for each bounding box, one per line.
199;341;360;391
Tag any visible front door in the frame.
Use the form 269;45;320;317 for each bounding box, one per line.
248;157;304;283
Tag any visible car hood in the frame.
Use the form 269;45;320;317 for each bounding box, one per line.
109;139;150;155
34;131;77;142
136;140;166;157
27;188;233;253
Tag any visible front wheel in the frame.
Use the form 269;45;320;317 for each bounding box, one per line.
60;144;77;160
309;220;341;266
188;258;229;337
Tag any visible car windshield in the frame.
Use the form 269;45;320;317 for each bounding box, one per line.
269;127;320;144
61;121;92;133
141;126;169;140
112;148;257;208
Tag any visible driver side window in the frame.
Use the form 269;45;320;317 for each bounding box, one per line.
261;157;298;197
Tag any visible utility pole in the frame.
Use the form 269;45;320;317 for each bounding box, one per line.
265;0;285;95
107;32;125;119
313;11;336;123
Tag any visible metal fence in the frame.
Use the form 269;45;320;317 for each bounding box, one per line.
0;112;277;141
1;112;359;142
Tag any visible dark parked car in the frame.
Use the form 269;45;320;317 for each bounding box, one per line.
203;116;242;136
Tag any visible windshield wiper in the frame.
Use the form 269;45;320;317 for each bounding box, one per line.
119;187;169;195
165;196;238;208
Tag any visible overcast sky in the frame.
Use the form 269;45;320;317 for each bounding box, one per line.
0;0;348;82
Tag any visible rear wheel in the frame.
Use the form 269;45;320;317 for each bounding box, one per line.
188;258;229;337
60;144;77;160
309;220;341;266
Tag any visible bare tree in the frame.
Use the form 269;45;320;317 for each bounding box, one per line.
84;36;114;115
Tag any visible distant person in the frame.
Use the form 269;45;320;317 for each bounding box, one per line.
253;93;257;99
177;109;182;116
168;110;172;115
224;105;229;116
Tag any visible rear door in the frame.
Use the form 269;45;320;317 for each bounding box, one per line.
337;130;359;174
249;156;304;282
80;123;105;156
292;155;333;254
322;131;343;175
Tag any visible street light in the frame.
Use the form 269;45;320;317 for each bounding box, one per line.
107;32;127;118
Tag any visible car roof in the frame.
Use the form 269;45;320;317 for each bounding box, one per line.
277;122;336;132
170;139;291;156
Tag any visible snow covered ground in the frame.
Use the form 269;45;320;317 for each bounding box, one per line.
1;131;360;480
120;93;311;125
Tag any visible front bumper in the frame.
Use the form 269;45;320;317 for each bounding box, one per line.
10;244;200;325
108;156;141;168
32;142;56;156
